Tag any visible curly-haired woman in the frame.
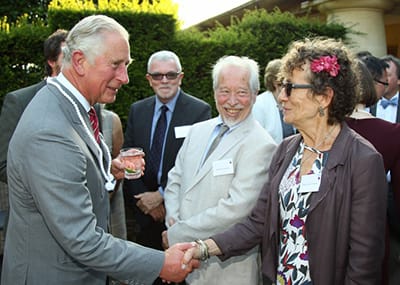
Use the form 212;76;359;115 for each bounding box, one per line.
183;38;388;285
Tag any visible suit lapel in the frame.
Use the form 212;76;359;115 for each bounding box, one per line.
186;121;216;191
308;123;347;213
189;116;254;191
163;91;187;165
144;99;156;151
370;104;377;116
161;91;199;186
48;80;102;165
270;139;297;236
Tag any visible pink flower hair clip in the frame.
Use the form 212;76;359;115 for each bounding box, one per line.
310;55;340;77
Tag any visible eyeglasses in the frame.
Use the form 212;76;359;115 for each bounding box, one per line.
282;82;313;97
148;72;181;80
374;79;389;87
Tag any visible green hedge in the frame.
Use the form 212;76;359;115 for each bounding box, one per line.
46;9;178;124
0;8;349;126
0;22;50;101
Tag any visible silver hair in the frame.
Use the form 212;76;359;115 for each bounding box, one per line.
63;15;130;66
212;55;260;95
147;50;182;73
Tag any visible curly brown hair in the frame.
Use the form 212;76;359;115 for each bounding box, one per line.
280;37;359;125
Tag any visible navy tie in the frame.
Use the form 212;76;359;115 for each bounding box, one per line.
148;105;168;178
381;97;398;109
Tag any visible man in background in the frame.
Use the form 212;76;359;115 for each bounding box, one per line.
0;29;68;276
252;58;295;143
370;54;400;285
0;28;68;183
123;50;210;284
371;55;400;122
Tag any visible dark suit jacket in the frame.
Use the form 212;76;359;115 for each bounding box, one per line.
123;90;211;227
213;123;387;285
0;80;46;183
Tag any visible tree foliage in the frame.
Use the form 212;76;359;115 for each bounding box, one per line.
1;0;179;26
48;0;178;17
0;6;349;123
0;0;52;23
173;8;349;111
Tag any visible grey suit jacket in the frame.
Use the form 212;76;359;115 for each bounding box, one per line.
1;79;164;285
0;80;46;183
165;115;277;285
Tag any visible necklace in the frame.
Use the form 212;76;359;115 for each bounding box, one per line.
47;77;116;191
304;144;322;154
302;124;338;165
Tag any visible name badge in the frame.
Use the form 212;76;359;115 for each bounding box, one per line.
299;173;321;193
212;158;234;176
174;125;192;138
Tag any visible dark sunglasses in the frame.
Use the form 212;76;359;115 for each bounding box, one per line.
282;82;313;97
148;72;181;80
374;78;389;86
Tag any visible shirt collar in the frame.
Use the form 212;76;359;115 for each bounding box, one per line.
56;72;91;112
217;115;249;132
154;88;180;112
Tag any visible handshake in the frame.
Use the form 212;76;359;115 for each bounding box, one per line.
159;239;215;283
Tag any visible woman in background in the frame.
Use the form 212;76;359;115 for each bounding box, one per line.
346;57;400;285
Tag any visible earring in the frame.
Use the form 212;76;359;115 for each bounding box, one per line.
318;106;325;117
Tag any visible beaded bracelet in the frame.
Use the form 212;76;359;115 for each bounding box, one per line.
195;239;209;261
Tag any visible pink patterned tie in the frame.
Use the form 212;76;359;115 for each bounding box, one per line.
88;107;100;143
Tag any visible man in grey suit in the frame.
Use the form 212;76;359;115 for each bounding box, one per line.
123;51;211;254
163;55;277;285
1;15;197;285
0;28;68;183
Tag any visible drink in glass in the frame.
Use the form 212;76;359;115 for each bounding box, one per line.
119;147;144;179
